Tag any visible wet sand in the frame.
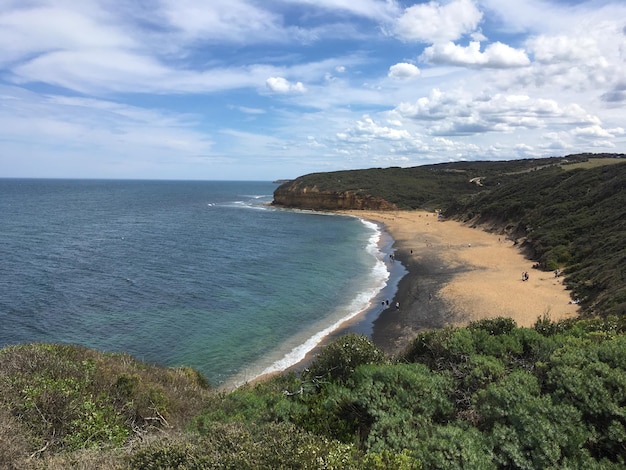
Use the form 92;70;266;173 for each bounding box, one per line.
343;210;580;356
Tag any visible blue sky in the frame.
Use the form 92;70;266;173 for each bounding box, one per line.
1;0;625;180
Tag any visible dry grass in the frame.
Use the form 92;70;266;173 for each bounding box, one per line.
562;157;625;170
0;343;213;468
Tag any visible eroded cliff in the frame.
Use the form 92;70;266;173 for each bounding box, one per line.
272;182;397;211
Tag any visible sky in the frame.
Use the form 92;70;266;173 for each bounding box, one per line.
1;0;625;180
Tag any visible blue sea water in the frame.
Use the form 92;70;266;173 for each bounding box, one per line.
0;179;399;387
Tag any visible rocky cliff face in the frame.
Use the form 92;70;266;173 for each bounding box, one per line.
272;182;397;211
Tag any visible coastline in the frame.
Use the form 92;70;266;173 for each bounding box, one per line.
344;209;580;356
239;208;580;389
220;211;396;390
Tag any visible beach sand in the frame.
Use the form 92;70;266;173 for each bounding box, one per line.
244;209;580;388
342;210;580;356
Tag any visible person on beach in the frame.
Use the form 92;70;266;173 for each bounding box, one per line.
395;301;400;310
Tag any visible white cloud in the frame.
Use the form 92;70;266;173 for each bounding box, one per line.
388;62;420;79
479;0;626;36
394;0;482;43
0;85;214;178
572;125;624;139
235;106;266;115
0;5;135;66
421;41;530;68
393;88;614;140
394;88;463;121
12;50;171;94
527;35;600;64
159;0;284;43
266;77;307;94
338;115;412;142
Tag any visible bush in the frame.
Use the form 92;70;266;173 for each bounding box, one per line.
401;327;470;369
129;423;359;469
343;363;454;453
0;409;32;470
544;337;626;463
193;373;308;429
475;370;588;468
361;449;422;469
468;317;517;335
0;343;211;457
414;424;495;469
304;334;386;385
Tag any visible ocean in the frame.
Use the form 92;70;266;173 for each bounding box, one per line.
0;179;402;387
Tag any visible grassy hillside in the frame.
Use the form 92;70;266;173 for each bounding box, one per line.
0;343;211;469
278;153;626;317
277;154;616;211
4;317;625;468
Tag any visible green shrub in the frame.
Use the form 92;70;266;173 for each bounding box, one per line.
468;317;517;335
545;337;626;463
476;370;588;468
414;424;495;470
344;363;454;453
193;372;309;431
361;449;422;469
401;327;473;369
461;354;506;393
304;334;386;385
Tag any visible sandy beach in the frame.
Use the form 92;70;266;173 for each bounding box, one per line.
342;210;580;355
248;208;581;388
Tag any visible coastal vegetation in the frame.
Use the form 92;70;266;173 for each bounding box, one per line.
275;153;626;317
3;318;626;468
273;154;619;211
3;153;626;468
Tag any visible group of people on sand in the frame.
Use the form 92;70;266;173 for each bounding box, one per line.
381;299;400;310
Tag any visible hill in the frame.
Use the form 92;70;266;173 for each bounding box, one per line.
274;153;626;317
3;318;626;468
273;154;620;211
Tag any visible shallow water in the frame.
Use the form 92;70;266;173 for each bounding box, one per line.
0;179;394;386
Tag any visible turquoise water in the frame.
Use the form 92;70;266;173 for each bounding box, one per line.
0;179;396;387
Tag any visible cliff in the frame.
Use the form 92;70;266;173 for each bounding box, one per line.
272;181;398;211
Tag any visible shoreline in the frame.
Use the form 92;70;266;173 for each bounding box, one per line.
237;208;580;388
347;209;580;356
219;212;398;390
